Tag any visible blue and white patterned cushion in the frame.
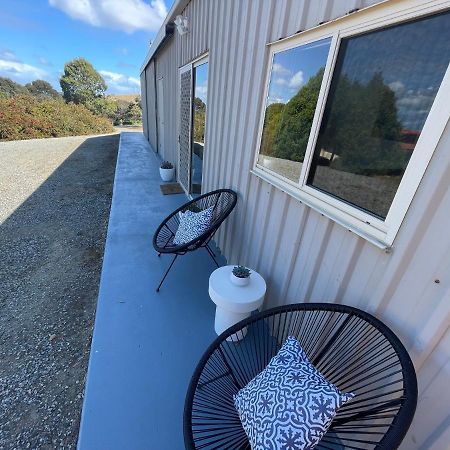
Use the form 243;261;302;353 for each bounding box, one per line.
234;336;354;450
173;206;213;245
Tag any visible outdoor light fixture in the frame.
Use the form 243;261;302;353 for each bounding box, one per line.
174;15;188;35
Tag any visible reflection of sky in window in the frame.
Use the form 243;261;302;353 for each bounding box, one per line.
195;62;208;103
340;10;450;131
267;38;331;105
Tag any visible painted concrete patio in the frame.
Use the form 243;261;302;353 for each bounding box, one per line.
77;132;222;450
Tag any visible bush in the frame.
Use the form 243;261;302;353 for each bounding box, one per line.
112;96;142;126
0;95;114;141
25;80;60;99
0;77;29;98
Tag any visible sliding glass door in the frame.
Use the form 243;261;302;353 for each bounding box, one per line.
178;56;208;196
191;61;208;194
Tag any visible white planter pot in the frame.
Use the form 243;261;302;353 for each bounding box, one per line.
230;273;250;287
160;167;175;182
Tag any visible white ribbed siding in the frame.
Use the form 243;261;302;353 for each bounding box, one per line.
140;71;148;140
141;1;450;448
144;60;157;152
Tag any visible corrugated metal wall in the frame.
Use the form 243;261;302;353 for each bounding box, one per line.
144;60;157;151
141;1;450;448
140;71;148;140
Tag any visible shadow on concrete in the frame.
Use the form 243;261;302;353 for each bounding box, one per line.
0;133;119;449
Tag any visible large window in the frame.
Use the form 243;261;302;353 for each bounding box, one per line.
258;38;331;182
254;4;450;247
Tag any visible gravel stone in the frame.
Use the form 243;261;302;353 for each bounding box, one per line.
0;134;119;449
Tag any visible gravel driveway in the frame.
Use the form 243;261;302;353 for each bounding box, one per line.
0;133;119;449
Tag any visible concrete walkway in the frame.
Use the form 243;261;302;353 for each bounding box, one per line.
77;133;220;449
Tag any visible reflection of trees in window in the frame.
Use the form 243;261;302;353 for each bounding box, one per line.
261;65;408;178
260;102;284;156
193;97;206;143
260;68;325;163
314;72;407;177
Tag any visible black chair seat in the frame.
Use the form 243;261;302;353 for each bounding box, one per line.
184;302;417;449
153;189;237;291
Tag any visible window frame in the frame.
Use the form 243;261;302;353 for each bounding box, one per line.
252;0;450;249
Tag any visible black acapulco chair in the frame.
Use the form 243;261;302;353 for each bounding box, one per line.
184;303;418;450
153;189;237;291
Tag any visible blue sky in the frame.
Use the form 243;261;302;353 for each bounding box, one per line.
267;38;331;105
0;0;174;94
194;61;208;103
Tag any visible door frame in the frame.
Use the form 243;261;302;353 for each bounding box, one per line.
177;52;209;197
156;76;165;155
178;62;193;194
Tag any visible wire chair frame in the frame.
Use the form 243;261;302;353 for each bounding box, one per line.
152;189;237;291
184;303;417;450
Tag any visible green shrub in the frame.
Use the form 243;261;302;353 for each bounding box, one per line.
0;95;114;141
0;77;29;98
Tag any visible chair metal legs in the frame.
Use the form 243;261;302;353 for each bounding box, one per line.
156;244;220;292
205;244;219;268
156;254;178;292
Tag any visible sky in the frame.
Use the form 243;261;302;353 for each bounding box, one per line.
266;10;450;131
0;0;174;94
194;61;208;103
267;38;331;106
339;10;450;131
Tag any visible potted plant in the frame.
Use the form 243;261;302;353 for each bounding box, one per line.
230;265;251;286
160;161;175;181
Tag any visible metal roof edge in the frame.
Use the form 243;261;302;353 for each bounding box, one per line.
140;0;190;73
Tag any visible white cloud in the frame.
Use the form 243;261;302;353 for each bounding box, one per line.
0;49;20;62
117;61;136;69
272;63;291;76
100;70;140;93
116;47;130;56
267;95;286;105
274;77;287;86
288;70;304;89
388;80;405;96
36;56;52;66
195;84;207;102
0;59;47;83
397;93;432;109
48;0;167;33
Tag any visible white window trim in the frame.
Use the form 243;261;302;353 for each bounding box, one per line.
252;0;450;250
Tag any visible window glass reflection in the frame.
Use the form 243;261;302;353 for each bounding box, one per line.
307;11;450;218
258;38;331;182
191;62;208;194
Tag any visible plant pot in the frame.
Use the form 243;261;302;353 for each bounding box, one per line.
160;167;175;182
230;272;250;287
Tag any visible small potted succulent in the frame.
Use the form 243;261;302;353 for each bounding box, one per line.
160;161;175;181
230;265;251;286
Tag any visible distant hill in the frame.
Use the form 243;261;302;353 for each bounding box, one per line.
108;93;140;102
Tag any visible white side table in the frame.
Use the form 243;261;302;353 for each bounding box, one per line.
209;265;266;341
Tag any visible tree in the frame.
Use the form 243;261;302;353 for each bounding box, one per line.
193;97;206;142
26;79;60;99
271;68;325;162
260;102;284;157
0;77;28;98
86;97;118;120
60;58;107;105
123;99;142;125
317;72;406;176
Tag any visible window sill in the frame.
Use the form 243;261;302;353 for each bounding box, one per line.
251;167;393;252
